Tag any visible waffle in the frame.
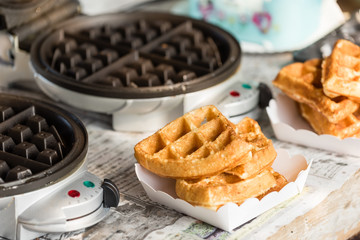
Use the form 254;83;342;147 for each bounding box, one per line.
257;171;288;200
299;102;360;139
226;117;277;179
273;58;359;123
175;167;279;210
322;39;360;102
134;105;253;179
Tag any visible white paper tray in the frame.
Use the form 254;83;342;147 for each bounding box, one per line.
266;94;360;157
135;149;311;231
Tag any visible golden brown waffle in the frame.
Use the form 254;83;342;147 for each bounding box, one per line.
134;105;252;179
226;117;277;179
273;58;359;123
299;102;360;139
175;168;279;210
257;171;288;200
322;39;360;102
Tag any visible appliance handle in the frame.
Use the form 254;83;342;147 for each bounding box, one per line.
10;1;79;43
101;179;120;208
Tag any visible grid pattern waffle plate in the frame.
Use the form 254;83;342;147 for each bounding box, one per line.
0;93;87;197
30;12;241;99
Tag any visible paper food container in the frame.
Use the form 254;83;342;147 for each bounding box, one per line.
135;149;311;231
266;94;360;157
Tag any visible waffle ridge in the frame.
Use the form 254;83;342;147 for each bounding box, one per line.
273;58;359;123
174;117;283;210
322;39;360;101
135;108;288;210
225;117;277;179
134;105;253;179
175;168;277;210
299;102;360;138
175;166;288;211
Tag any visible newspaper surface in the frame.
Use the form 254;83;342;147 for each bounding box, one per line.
2;51;358;239
36;105;360;240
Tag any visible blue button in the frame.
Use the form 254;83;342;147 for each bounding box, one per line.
242;83;252;89
83;181;95;188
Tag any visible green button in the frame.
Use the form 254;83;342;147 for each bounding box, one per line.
242;83;252;89
83;180;95;188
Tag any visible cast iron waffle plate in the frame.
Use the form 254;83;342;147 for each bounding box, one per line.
0;93;87;197
30;12;241;99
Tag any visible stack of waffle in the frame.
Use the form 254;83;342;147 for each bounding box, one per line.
273;39;360;139
134;105;287;210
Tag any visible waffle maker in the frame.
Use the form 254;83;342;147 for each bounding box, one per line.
0;0;268;131
27;10;267;132
0;93;120;240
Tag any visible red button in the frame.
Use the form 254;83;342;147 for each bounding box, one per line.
68;190;80;198
230;91;240;97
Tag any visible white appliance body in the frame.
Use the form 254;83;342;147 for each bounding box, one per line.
0;155;111;240
32;65;260;131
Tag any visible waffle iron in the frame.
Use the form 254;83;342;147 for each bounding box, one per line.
29;11;264;131
0;93;119;240
0;0;269;132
